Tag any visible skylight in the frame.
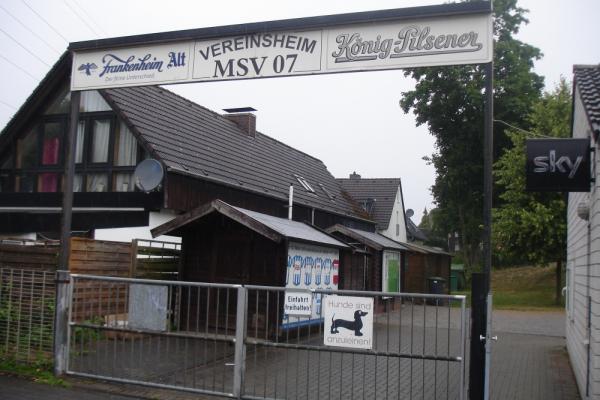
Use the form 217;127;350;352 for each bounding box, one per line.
319;183;335;201
295;175;315;193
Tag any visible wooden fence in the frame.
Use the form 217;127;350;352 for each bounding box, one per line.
131;239;181;279
0;240;59;271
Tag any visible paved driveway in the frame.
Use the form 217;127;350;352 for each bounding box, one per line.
490;310;580;400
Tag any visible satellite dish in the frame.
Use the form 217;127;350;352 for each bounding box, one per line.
405;209;415;218
133;159;164;192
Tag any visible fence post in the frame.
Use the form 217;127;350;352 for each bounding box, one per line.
233;286;247;399
53;270;70;375
469;273;486;399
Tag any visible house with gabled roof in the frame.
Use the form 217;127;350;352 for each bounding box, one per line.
0;53;374;240
337;172;426;243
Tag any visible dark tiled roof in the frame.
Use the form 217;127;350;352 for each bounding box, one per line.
336;177;401;230
574;65;600;137
103;86;358;218
406;217;428;242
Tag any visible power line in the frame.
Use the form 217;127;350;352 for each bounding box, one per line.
0;4;62;54
493;119;553;138
63;0;100;36
0;54;40;81
0;99;17;111
0;27;50;67
21;0;69;43
71;0;108;36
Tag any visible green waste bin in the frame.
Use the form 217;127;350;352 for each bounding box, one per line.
450;274;458;292
451;264;465;290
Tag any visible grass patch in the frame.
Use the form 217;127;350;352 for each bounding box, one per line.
453;265;564;310
0;357;68;387
492;265;564;310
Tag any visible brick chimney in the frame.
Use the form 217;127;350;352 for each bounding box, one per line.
223;107;256;137
349;171;361;180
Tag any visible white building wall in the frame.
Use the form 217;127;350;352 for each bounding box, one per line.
94;209;181;244
380;186;407;243
567;87;599;399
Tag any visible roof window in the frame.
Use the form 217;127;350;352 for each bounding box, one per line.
360;198;376;215
295;175;315;193
319;183;335;201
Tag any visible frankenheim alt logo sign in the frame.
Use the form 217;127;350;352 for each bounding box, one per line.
70;12;492;90
526;138;591;192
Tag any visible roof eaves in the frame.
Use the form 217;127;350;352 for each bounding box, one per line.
300;222;350;249
325;224;384;251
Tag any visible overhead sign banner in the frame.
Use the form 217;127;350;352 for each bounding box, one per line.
323;295;374;349
71;13;492;90
526;138;591;192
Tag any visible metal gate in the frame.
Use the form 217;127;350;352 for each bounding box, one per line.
65;274;466;399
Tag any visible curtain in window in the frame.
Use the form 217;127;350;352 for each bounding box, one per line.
39;173;58;192
42;122;61;166
73;174;83;192
86;173;108;192
114;172;134;192
42;138;59;165
80;91;111;112
91;120;110;163
75;121;85;163
115;122;137;166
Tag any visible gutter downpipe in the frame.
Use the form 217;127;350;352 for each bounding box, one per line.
288;184;293;220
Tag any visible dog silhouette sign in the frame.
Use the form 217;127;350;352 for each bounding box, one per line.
323;295;374;349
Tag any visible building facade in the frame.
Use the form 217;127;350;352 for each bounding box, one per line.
566;64;600;399
0;53;373;241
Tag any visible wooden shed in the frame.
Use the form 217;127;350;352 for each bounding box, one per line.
151;199;349;333
402;242;452;295
326;224;409;312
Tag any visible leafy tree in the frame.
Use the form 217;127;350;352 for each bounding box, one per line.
493;80;571;304
400;0;544;270
419;207;452;250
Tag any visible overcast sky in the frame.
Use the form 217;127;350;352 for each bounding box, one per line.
1;0;599;222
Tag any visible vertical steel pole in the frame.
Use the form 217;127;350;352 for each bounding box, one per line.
483;294;493;400
53;87;80;376
233;286;247;398
482;58;494;399
58;88;80;274
53;269;71;375
460;297;466;400
483;62;493;295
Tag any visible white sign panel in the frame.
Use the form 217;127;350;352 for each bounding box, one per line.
281;242;339;329
323;295;374;349
72;42;192;90
128;284;168;331
193;30;322;81
71;13;491;90
284;291;312;316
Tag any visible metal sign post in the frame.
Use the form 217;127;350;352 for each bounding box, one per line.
53;89;80;375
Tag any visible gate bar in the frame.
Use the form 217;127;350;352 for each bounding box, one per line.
244;284;467;301
70;273;241;289
246;338;462;362
233;286;247;399
67;371;237;398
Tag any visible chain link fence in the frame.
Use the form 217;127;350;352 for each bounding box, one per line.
0;268;56;364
